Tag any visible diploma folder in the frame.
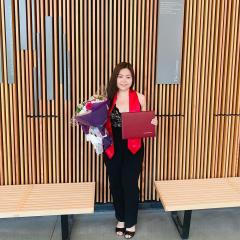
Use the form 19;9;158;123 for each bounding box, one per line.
121;111;156;139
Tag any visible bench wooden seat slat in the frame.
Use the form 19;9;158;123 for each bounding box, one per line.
159;192;240;199
158;189;238;195
155;177;240;211
159;202;240;212
227;178;240;192
0;209;94;218
0;182;95;219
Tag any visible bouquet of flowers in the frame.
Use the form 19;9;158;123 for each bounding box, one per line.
71;93;112;155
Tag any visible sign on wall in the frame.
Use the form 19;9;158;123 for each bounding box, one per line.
156;0;185;84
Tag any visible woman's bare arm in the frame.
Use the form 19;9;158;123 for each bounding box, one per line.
137;92;147;111
137;92;157;126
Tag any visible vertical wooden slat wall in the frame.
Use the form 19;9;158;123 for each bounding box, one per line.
0;0;239;203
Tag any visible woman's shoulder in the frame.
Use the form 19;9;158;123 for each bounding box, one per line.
135;91;146;109
136;91;146;102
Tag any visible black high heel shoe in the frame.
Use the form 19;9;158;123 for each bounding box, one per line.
124;230;135;239
115;227;126;236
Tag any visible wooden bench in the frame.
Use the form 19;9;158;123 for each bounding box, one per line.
0;182;95;240
154;177;240;239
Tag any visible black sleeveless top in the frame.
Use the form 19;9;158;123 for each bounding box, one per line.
110;104;122;128
108;103;144;155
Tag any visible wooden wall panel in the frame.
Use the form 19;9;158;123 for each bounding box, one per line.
0;0;239;203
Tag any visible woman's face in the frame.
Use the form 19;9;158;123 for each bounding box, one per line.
117;68;133;91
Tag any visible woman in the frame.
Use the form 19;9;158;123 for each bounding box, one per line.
103;62;157;239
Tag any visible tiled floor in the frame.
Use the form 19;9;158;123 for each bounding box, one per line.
0;208;240;240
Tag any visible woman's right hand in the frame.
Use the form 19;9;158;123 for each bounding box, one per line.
151;116;158;126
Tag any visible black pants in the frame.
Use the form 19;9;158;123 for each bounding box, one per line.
103;126;144;228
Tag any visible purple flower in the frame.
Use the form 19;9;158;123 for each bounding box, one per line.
72;99;112;152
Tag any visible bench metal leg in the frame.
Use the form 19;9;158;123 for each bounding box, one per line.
171;210;192;239
61;215;73;240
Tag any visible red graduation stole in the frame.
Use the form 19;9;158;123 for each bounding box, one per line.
104;89;142;159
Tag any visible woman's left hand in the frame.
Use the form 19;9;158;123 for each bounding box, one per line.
151;116;158;126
